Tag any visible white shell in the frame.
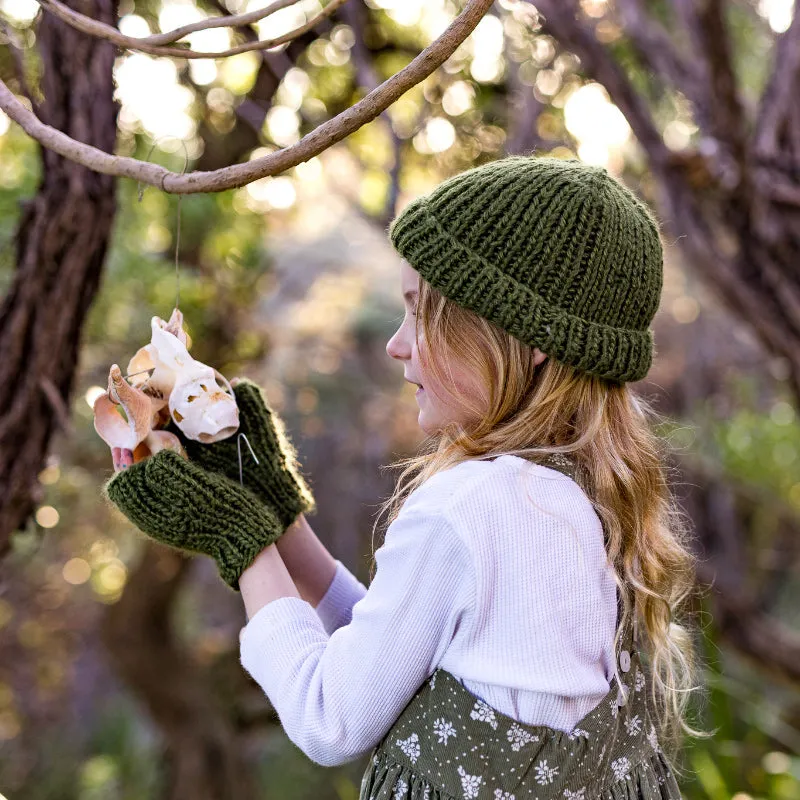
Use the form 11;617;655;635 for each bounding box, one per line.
136;308;239;443
169;365;240;443
94;306;240;467
144;429;187;457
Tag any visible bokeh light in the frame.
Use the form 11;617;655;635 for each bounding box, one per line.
564;82;630;166
35;506;59;528
62;558;92;586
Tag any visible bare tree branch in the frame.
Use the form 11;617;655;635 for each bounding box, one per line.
0;0;494;193
529;0;667;162
337;0;404;223
612;0;702;105
37;0;349;58
753;0;800;159
95;0;296;45
693;0;748;188
503;27;553;156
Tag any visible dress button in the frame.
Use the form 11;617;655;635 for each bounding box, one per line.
616;685;629;707
619;649;631;673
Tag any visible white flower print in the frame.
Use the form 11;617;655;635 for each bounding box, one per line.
634;668;645;693
470;698;498;730
566;728;590;741
430;671;438;691
506;722;540;751
611;757;632;781
493;790;515;799
422;785;431;800
433;718;457;745
563;789;587;799
457;764;484;799
534;759;559;785
647;723;661;753
609;699;619;718
393;777;408;799
624;713;642;736
395;733;420;764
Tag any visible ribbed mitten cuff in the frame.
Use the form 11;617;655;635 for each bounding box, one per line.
103;449;286;591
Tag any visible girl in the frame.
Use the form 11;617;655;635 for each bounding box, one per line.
105;155;705;799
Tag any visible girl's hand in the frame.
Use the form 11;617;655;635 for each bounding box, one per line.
102;448;287;591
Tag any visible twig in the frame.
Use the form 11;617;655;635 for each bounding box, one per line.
37;0;349;58
39;376;75;438
0;0;495;193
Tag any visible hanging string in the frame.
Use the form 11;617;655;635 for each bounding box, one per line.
123;137;191;386
238;432;260;488
136;135;190;314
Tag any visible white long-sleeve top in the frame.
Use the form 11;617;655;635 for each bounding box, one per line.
239;454;619;767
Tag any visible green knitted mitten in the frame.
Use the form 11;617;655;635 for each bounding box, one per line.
103;448;285;591
166;379;316;531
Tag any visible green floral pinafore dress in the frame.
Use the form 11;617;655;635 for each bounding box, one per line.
359;454;683;800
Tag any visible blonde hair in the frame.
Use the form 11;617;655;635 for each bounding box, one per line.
371;271;711;773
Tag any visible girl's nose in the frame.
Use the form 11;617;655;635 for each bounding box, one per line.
386;328;408;361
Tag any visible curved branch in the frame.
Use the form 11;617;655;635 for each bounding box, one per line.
106;0;295;46
753;0;800;158
37;0;349;58
0;0;495;193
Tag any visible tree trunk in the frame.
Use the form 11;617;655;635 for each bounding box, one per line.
100;546;262;800
0;0;118;554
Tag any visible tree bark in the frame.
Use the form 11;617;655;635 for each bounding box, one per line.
0;0;118;554
100;546;263;800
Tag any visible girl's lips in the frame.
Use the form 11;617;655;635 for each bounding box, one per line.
416;386;424;396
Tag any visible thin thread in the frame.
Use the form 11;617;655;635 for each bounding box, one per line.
124;367;154;383
238;432;260;488
136;136;191;313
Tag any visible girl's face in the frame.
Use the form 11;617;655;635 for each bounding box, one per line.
385;260;490;436
386;260;549;436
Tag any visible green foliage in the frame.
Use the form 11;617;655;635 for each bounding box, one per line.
0;123;40;293
679;608;800;798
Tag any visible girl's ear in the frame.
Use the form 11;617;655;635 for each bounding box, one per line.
532;348;548;367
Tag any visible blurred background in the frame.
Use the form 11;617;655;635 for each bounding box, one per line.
1;0;800;797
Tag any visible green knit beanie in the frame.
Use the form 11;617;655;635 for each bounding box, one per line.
389;156;663;383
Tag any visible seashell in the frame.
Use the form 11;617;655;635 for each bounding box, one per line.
94;307;239;472
94;364;153;451
169;366;239;443
143;429;187;459
162;306;192;350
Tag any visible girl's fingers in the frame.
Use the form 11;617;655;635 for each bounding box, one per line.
112;447;134;472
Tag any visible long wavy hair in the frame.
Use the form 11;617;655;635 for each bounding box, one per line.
370;270;711;772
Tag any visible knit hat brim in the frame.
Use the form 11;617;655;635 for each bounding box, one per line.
390;196;654;383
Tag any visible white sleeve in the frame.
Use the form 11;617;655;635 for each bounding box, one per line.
314;559;368;635
238;502;474;767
